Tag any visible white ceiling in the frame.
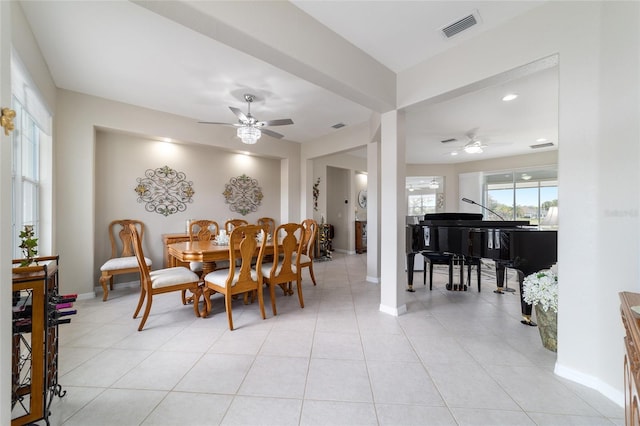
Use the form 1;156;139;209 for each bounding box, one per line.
18;0;557;164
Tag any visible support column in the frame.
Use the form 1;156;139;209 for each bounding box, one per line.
366;141;380;283
379;111;407;316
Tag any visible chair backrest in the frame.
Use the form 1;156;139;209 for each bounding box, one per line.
225;219;249;234
189;220;219;242
128;223;152;291
270;223;303;280
257;217;276;239
225;224;267;289
108;219;144;259
300;219;318;258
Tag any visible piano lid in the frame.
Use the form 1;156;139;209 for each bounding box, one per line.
419;212;530;228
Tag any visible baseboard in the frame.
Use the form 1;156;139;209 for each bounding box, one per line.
379;303;407;316
555;363;624;407
93;280;140;299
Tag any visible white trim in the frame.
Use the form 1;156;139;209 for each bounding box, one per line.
379;303;407;316
555;363;624;407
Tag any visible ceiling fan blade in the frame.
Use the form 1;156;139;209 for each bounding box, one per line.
261;128;285;139
260;118;294;127
198;121;235;126
229;106;248;123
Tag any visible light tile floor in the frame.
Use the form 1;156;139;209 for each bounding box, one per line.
44;253;623;425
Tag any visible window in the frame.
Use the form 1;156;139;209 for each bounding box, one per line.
408;193;436;216
485;168;558;227
12;52;52;259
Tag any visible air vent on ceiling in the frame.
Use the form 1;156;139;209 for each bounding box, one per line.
331;122;346;129
441;138;458;144
530;142;555;149
441;12;479;39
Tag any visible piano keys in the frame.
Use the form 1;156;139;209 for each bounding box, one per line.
406;213;557;325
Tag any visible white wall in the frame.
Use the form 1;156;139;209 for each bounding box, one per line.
94;131;281;281
397;1;639;404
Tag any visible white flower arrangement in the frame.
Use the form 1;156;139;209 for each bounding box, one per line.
523;269;558;313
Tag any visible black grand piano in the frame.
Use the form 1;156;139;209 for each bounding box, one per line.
406;212;557;325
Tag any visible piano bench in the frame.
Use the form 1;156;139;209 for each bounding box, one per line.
422;253;455;290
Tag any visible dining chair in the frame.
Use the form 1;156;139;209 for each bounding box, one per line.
129;224;202;331
261;222;304;316
99;219;152;301
257;217;276;239
202;224;267;330
187;220;221;275
293;219;318;286
183;220;228;304
224;219;249;234
257;217;276;262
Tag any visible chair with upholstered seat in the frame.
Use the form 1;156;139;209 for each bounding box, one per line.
257;217;276;262
293;219;318;286
202;224;267;330
187;220;221;275
261;222;304;316
224;219;249;234
257;217;276;239
129;224;201;331
99;219;151;301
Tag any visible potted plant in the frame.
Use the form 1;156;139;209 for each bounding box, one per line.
523;269;558;352
19;225;38;267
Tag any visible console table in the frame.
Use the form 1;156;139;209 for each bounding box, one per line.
620;291;640;426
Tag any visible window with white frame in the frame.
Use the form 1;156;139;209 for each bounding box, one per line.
484;168;558;227
11;52;52;259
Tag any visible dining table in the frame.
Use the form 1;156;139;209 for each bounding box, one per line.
168;238;278;317
167;239;277;276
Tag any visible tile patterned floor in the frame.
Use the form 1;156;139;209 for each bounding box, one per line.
43;253;623;425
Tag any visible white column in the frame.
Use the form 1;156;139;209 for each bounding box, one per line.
379;111;407;316
366;141;380;282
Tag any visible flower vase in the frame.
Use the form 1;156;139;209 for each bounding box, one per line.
535;304;557;352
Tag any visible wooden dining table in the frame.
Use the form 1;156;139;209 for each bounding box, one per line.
167;239;277;276
168;239;278;317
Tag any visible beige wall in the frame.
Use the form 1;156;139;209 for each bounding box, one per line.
54;89;301;299
94;131;281;281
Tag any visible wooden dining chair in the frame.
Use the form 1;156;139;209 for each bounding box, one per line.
261;223;304;316
293;219;318;286
129;224;202;331
257;217;276;262
187;220;221;275
202;224;267;330
224;219;248;234
99;219;152;301
257;217;276;239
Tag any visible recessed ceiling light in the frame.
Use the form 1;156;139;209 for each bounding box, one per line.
450;151;458;156
502;93;518;101
536;138;548;142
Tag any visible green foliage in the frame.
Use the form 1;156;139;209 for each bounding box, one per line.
19;225;38;267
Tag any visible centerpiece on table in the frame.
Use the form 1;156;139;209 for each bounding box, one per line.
523;269;558;352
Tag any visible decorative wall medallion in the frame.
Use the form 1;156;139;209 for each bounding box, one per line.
223;174;263;216
358;190;367;208
134;165;195;216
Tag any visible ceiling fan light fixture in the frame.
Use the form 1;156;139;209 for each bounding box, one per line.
464;144;483;154
237;126;261;144
428;179;440;189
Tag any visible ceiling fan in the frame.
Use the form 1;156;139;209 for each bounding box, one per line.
199;94;294;144
444;129;488;156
